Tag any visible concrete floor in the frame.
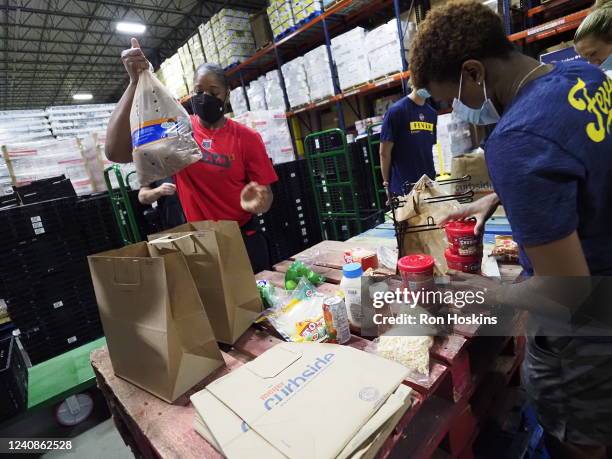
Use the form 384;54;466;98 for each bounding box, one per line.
43;419;133;459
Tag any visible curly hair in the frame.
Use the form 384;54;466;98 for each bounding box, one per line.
409;0;514;88
574;0;612;44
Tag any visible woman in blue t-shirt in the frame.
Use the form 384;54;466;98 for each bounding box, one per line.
409;1;612;457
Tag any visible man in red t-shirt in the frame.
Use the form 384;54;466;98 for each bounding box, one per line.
105;38;278;273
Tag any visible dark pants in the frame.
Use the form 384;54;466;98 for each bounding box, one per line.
241;224;271;274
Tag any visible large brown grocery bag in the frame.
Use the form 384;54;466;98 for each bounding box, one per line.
395;175;460;275
149;221;262;345
88;242;224;403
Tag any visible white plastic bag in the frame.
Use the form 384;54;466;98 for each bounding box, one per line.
368;334;433;382
130;70;201;184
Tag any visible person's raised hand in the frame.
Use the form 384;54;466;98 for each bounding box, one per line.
240;181;268;214
121;38;149;85
438;193;500;235
156;182;176;197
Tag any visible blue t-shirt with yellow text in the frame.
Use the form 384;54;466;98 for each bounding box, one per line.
381;97;437;194
485;61;612;275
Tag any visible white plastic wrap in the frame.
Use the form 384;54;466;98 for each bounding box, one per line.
304;45;335;101
434;113;473;175
229;87;248;115
3;138;95;195
247;76;268;111
129;70;201;185
234;110;295;164
366;21;403;80
331;27;371;90
264;70;287;111
281;57;311;108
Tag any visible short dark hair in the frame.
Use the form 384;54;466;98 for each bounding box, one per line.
409;0;515;88
194;62;229;89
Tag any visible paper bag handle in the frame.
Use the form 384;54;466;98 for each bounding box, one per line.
111;258;142;287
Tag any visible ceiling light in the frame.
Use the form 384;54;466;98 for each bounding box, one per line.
73;93;93;101
116;22;146;34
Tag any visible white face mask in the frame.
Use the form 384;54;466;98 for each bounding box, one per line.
601;54;612;72
452;73;501;126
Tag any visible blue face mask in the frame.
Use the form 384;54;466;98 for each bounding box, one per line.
601;54;612;72
415;88;431;99
452;74;501;126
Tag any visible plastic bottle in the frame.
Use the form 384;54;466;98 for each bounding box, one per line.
340;263;364;328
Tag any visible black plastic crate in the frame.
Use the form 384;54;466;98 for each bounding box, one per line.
23;324;103;365
321;210;385;241
0;332;28;421
13;175;76;204
304;130;344;155
0;237;88;282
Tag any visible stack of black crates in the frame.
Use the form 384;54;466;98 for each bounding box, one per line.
0;179;122;365
304;129;384;242
253;159;322;265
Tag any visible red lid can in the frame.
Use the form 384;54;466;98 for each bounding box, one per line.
444;248;481;274
397;254;435;273
445;220;477;238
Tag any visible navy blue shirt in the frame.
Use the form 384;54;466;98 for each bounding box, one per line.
381;97;437;195
485;61;612;275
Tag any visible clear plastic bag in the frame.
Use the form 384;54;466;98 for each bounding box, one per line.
257;279;329;343
367;334;433;383
130;70;202;184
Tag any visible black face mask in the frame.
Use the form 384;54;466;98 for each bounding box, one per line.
191;93;225;124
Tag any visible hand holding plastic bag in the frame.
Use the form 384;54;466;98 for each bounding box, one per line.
130;70;201;184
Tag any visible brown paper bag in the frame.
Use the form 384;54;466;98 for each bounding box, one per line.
88;242;224;403
149;221;262;344
450;149;494;199
396;175;460;274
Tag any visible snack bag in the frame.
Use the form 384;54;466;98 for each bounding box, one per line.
368;334;433;383
257;279;329;342
130;70;201;184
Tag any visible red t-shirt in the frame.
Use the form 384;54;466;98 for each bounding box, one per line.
175;116;278;226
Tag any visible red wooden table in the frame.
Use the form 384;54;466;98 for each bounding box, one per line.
91;240;525;459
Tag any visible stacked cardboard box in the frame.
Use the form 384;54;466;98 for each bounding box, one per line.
211;9;256;68
2;139;95;196
46;104;115;139
160;54;188;99
303;45;335;101
281;57;311;108
0;110;53;144
229;87;249;116
187;33;206;68
246;76;268;111
331;27;371;90
233;110;295;165
80;131;139;192
366;20;403;80
292;0;322;23
199;22;220;65
264;70;286;111
267;0;295;37
178;44;195;92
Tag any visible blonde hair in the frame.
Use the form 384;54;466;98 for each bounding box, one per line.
574;0;612;44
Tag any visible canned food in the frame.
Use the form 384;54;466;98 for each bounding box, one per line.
322;296;351;344
445;220;483;256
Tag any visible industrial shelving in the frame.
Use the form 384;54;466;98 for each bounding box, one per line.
213;0;592;132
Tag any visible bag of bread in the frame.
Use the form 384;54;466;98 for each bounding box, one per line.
130;70;201;184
